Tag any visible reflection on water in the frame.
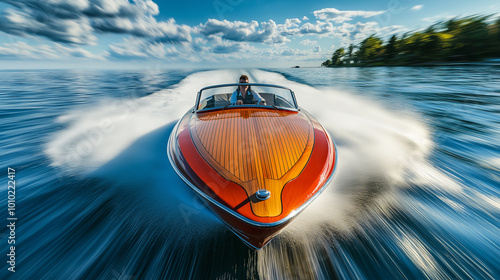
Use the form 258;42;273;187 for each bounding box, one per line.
0;67;499;279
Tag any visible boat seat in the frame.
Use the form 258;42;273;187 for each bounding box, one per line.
212;92;276;107
214;93;231;107
259;93;275;106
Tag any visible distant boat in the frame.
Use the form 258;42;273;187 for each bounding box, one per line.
293;66;300;68
168;83;337;249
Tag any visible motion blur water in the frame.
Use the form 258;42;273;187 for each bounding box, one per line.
0;67;499;279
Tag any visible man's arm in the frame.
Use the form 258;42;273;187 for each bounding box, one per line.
252;90;266;104
230;91;238;104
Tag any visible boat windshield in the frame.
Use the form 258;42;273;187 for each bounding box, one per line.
196;84;298;111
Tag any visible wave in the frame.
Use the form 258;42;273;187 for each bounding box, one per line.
42;69;462;279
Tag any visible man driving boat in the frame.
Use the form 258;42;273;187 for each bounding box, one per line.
230;75;266;105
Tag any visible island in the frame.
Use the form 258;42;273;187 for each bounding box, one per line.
322;15;500;67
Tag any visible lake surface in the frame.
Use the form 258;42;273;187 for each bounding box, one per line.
1;67;499;279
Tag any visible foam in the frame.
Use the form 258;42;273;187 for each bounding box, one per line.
45;68;457;239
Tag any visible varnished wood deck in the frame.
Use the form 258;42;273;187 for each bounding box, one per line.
190;108;314;217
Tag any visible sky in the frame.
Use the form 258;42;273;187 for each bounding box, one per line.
0;0;499;69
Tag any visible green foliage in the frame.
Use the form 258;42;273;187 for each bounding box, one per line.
347;44;355;62
447;16;490;59
491;18;500;56
357;35;383;61
322;59;331;67
331;47;345;66
384;35;398;60
322;14;500;67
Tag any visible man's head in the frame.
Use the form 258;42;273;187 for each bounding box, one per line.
239;74;249;83
239;75;249;91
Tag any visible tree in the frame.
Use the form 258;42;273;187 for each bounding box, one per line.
331;47;345;66
445;16;490;60
357;35;383;62
385;35;398;60
490;18;500;56
347;44;355;63
320;14;500;67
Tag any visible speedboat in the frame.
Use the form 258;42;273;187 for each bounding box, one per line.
167;83;337;249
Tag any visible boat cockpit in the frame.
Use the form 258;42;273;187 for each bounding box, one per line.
195;83;299;112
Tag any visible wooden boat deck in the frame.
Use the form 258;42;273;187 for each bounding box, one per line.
190;108;314;217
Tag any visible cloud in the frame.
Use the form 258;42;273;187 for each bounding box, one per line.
411;5;424;11
422;14;455;23
0;0;159;19
313;8;385;23
282;17;405;42
333;22;379;43
380;25;407;36
206;35;247;54
298;21;335;35
198;19;288;44
107;35;250;62
333;21;407;47
93;17;192;43
0;3;411;65
0;0;191;45
281;49;302;56
284;18;301;28
212;42;243;54
279;48;322;59
108;37;189;60
300;39;317;46
0;41;108;60
0;8;97;44
199;18;338;43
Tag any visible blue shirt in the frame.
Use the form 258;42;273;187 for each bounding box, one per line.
230;89;264;105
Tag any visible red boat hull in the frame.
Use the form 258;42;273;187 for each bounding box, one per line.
168;107;336;248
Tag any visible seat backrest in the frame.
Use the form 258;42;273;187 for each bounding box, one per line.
214;93;231;107
259;93;275;106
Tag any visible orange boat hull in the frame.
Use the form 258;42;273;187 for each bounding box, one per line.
168;107;337;249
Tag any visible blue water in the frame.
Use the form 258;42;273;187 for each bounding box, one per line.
0;67;499;279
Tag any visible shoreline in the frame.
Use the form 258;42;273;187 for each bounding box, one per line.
317;59;500;68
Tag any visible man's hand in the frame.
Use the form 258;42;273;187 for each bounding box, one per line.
236;100;243;105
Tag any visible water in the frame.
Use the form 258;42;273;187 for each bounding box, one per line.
0;67;499;279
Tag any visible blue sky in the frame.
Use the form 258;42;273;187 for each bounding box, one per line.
0;0;499;69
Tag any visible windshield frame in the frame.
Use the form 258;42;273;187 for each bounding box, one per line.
194;83;299;112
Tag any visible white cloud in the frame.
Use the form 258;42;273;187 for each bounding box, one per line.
300;39;317;46
0;8;97;45
107;35;256;63
313;8;385;23
283;18;301;29
411;5;424;11
343;22;380;40
93;17;192;43
299;21;335;35
0;3;413;65
109;38;156;59
0;41;108;60
333;21;407;47
206;35;249;54
0;0;191;45
281;48;307;56
277;47;325;61
108;37;198;60
199;19;288;44
422;14;455;23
